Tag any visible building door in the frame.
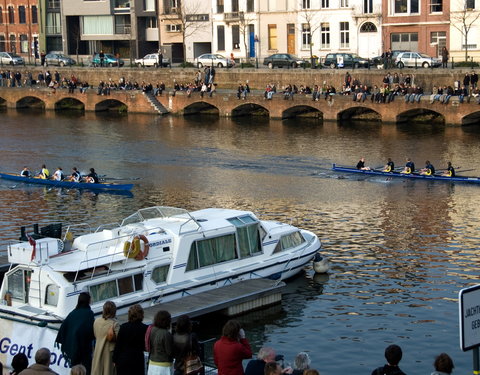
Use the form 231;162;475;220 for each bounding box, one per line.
287;24;295;54
248;24;255;57
358;22;379;58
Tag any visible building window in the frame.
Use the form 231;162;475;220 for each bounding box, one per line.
394;0;419;13
268;24;277;50
217;0;224;13
232;24;240;49
340;22;349;48
321;23;330;49
301;24;311;49
322;0;329;8
46;13;61;34
429;0;442;11
20;34;28;52
232;0;239;12
18;6;26;24
31;6;38;24
217;25;225;50
364;0;373;12
247;0;254;11
147;16;157;28
115;14;131;34
302;0;311;8
8;6;14;24
144;0;155;10
340;0;349;7
466;0;475;8
9;34;16;52
0;7;3;24
0;36;5;52
166;23;181;32
360;22;377;32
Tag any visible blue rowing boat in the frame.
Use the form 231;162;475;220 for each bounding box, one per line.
332;164;480;184
0;172;134;191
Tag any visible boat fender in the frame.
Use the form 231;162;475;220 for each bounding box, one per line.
384;166;391;172
425;170;432;176
28;235;36;261
405;167;411;174
85;177;95;183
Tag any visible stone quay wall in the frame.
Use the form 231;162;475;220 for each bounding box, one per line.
3;66;475;92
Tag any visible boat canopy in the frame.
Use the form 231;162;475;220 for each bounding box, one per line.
121;206;201;231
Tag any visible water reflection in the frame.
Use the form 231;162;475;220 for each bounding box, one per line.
1;112;480;374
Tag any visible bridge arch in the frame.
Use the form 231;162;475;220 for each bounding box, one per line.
397;108;445;124
0;97;6;108
337;106;381;122
462;111;480;126
16;96;46;110
55;97;85;111
95;99;128;112
183;101;219;116
282;105;323;119
231;103;269;117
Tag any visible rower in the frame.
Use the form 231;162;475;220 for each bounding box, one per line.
356;157;371;171
38;164;50;179
400;158;415;174
69;167;81;182
20;166;31;177
420;160;435;176
85;168;99;183
52;167;65;181
442;162;455;177
383;158;394;172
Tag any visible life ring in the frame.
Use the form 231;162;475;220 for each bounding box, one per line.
123;235;149;260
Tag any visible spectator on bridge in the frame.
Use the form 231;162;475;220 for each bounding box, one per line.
371;85;380;102
459;85;469;103
443;86;454;104
312;85;320;101
208;83;216;97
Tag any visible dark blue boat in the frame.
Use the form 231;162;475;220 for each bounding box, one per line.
332;164;480;184
0;172;133;191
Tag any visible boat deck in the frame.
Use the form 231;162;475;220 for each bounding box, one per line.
129;278;285;324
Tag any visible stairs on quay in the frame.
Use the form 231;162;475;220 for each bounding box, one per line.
144;92;169;114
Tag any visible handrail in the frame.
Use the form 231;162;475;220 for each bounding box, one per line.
94;222;120;233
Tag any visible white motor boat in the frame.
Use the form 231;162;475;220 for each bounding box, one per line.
0;206;322;323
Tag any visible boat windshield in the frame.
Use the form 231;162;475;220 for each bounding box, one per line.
121;206;196;226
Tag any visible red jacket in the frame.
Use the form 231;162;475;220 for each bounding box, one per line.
214;336;252;375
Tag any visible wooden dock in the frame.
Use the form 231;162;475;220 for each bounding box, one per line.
137;278;285;324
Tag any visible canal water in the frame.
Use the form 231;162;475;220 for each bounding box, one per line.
1;110;480;374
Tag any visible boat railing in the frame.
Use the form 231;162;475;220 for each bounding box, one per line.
94;222;120;233
178;217;202;235
64;223;93;239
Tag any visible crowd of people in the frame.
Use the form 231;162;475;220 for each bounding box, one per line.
0;292;458;375
357;157;455;177
20;165;99;183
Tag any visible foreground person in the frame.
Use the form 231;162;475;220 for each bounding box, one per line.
19;348;58;375
371;344;406;375
92;301;120;375
431;352;454;375
214;320;252;375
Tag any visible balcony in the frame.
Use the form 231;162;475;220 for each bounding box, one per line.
224;11;244;22
115;25;131;34
114;0;130;12
47;0;60;10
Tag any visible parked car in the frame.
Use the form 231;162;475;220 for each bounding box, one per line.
91;53;124;67
323;53;369;69
134;53;170;68
44;53;76;67
395;52;441;68
370;50;410;67
263;53;307;69
0;52;25;66
195;53;232;68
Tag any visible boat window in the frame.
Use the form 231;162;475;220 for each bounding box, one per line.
228;216;262;258
45;284;59;306
90;280;117;302
7;268;31;303
152;265;169;284
186;234;237;271
273;231;306;254
89;273;144;302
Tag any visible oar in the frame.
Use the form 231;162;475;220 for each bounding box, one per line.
100;176;140;182
455;168;476;174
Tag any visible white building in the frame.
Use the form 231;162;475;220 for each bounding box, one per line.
449;0;480;61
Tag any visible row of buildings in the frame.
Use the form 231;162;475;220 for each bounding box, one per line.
0;0;479;65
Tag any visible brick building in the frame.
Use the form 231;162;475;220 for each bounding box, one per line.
381;0;449;57
0;0;39;62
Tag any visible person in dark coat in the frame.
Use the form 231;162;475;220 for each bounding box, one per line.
55;292;95;375
173;315;200;375
371;344;406;375
11;352;29;374
112;304;148;375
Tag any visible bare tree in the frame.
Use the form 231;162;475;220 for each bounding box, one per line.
299;3;322;67
237;12;257;63
168;0;209;63
451;0;480;61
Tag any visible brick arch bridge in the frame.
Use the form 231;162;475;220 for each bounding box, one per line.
158;92;480;126
1;87;480;125
0;87;155;113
